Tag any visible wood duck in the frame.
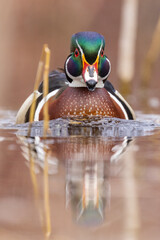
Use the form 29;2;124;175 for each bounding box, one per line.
16;31;135;124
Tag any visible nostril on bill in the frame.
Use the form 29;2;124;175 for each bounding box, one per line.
88;66;94;77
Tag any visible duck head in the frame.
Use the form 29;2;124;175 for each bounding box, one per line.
65;31;111;91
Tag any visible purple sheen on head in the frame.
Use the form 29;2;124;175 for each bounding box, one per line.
67;57;82;77
99;57;110;80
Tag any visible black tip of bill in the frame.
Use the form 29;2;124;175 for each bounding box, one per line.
86;79;97;91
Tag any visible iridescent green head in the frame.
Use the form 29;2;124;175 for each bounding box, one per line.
65;31;111;91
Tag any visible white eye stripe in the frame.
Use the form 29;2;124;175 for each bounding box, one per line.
98;41;103;57
75;39;84;56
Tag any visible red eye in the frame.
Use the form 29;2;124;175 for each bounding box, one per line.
74;48;79;57
101;49;104;57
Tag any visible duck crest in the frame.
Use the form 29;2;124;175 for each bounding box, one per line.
71;32;105;65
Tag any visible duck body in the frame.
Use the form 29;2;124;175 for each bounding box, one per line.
34;86;126;121
16;32;135;124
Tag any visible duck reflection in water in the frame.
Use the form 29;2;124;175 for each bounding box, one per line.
17;129;131;227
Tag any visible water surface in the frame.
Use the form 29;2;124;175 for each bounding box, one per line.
1;110;160;240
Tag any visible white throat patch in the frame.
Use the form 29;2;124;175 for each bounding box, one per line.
69;76;104;88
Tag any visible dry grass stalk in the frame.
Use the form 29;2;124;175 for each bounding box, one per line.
28;44;50;137
141;16;160;88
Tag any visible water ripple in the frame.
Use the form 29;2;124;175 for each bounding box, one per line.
0;110;160;138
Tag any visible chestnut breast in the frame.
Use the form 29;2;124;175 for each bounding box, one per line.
39;87;125;120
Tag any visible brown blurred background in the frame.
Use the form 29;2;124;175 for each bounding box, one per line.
0;0;160;111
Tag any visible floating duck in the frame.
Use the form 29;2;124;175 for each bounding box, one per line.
16;31;135;124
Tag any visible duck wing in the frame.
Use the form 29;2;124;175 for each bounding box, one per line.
16;70;69;124
38;70;69;93
104;80;135;120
